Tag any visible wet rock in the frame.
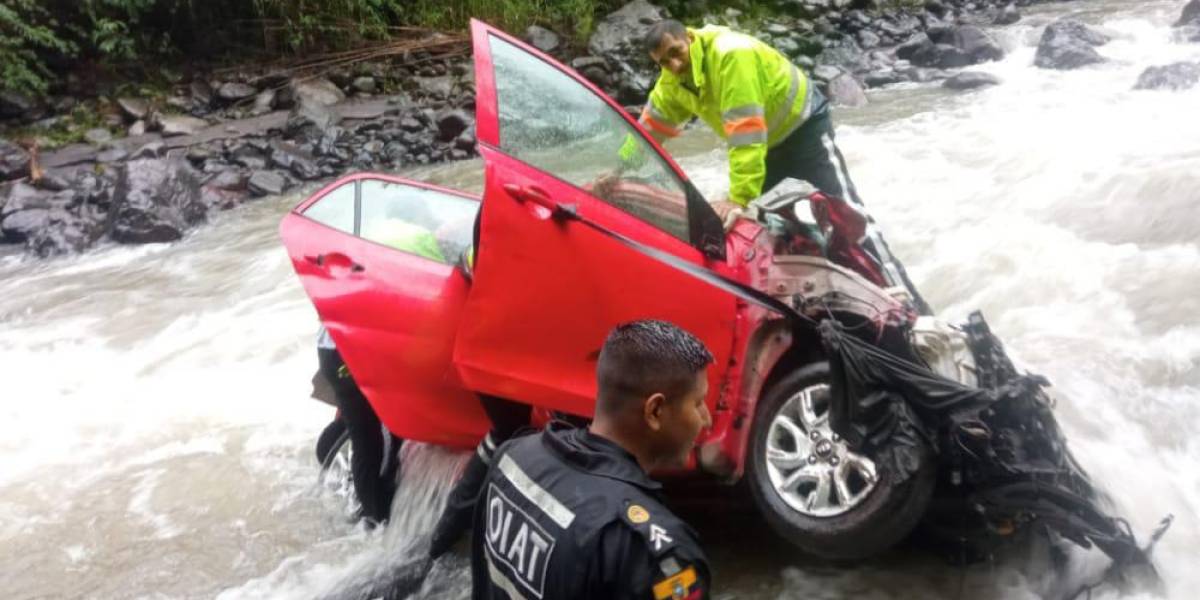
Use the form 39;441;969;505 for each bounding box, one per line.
130;141;164;160
454;129;477;152
190;80;214;107
1035;19;1110;70
764;22;791;36
943;71;1002;90
911;42;972;69
3;202;99;257
927;25;1004;63
111;158;207;244
525;25;562;53
399;116;425;133
200;185;244;211
84;128;114;145
97;147;129;163
1133;62;1200;91
0;140;30;180
813;65;844;82
588;1;669;102
207;170;247;192
857;30;881;50
117;97;150;121
353;77;378;94
865;70;906;88
247;170;287;196
994;4;1021;26
291;77;346;107
775;37;803;58
571;56;609;72
817;37;869;73
269;141;322;180
160;114;210;137
252;90;276;116
1176;0;1200;27
826;73;868;107
436;110;472;142
896;34;931;61
129;120;147;136
218;82;258;103
234;155;267;170
286;96;342;138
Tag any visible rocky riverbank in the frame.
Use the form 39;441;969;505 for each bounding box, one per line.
3;0;1199;258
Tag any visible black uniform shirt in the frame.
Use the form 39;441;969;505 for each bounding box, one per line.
471;424;710;600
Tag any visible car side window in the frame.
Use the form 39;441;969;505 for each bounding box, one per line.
489;34;691;243
302;181;355;234
359;179;478;265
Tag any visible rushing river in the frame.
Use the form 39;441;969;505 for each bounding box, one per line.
2;1;1198;598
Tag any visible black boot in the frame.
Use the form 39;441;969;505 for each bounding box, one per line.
428;448;490;558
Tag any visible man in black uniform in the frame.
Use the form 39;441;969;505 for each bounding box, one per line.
471;320;713;599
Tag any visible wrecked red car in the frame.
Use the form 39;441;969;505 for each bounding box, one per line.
281;21;1163;569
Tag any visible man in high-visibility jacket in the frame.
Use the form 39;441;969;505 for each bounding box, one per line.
630;20;930;313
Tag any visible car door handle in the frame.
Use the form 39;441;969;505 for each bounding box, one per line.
305;253;364;273
503;183;555;211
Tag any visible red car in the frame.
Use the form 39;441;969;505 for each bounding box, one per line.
282;21;1154;564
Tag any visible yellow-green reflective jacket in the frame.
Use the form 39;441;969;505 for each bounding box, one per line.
623;25;825;205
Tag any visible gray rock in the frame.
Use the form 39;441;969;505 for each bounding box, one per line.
234;155;267;170
291;77;346;107
218;82;259;102
0;139;30;180
911;43;973;69
97;147;129;163
857;30;882;50
285;96;341;138
775;37;803;58
943;71;1002;90
252;90;276;116
813;65;844;82
84;128;114;145
352;77;378;94
247;170;287;196
117;97;150;120
111;158;207;244
897;34;932;61
1176;0;1200;27
864;70;905;88
1133;62;1200;91
131;141;166;160
571;56;609;71
588;0;669;102
927;25;1004;63
190;80;214;106
816;36;868;73
454;129;477;152
129;120;147;136
994;4;1021;26
525;25;562;53
1035;19;1110;70
436;110;472;142
2;202;99;257
826;73;868;107
269;141;322;180
160;115;209;137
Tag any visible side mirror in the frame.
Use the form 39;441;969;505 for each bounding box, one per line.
685;182;726;262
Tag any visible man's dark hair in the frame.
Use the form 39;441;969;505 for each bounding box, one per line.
642;20;688;54
596;320;714;416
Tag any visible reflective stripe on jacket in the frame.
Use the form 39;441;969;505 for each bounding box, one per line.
639;25;825;205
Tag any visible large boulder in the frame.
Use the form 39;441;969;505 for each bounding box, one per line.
1133;62;1200;91
0;140;30;180
0;182;103;256
269;141;322;180
291;77;346;107
826;73;868;107
1034;19;1111;70
994;4;1021;26
927;25;1005;63
1176;0;1200;27
285;96;342;139
110;158;207;244
525;25;562;54
436;110;473;142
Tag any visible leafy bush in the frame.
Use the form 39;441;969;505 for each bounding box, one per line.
0;0;76;96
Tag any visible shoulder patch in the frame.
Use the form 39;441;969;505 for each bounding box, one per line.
619;499;678;556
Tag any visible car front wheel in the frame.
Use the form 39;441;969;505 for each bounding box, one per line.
746;362;935;560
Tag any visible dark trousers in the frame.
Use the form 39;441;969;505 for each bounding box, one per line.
429;394;531;557
318;347;401;523
764;110;933;315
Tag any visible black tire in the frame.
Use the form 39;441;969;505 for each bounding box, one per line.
746;362;935;560
315;418;347;465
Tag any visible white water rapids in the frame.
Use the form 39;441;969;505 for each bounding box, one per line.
1;0;1197;598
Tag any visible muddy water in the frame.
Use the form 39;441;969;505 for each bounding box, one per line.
2;1;1198;598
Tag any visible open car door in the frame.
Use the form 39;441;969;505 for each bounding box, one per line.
453;21;737;418
280;173;488;448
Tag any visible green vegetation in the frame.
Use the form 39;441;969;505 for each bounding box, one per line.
0;0;637;99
